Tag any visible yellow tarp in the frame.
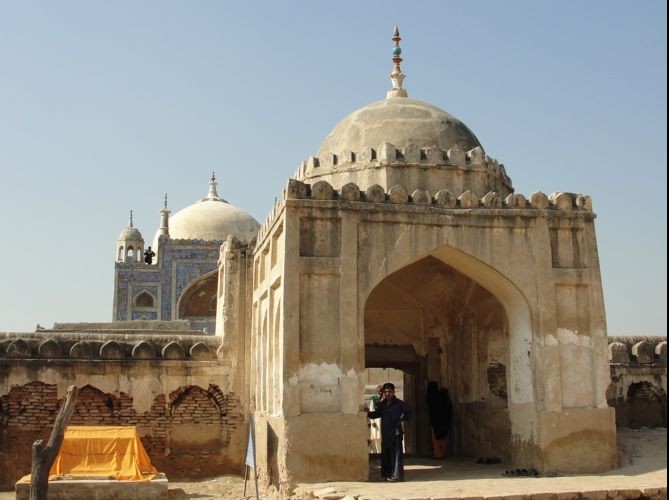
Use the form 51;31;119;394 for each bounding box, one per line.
48;426;158;481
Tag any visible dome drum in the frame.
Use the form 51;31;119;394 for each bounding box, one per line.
294;142;513;199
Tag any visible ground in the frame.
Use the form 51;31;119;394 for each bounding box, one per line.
0;428;665;499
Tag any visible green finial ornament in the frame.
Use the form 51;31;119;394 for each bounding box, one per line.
387;26;408;98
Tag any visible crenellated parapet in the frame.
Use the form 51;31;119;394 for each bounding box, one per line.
255;197;286;249
0;332;222;362
280;178;593;213
607;336;667;365
292;143;512;187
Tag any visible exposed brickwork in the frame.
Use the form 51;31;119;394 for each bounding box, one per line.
486;362;508;400
70;385;118;425
0;382;244;488
168;384;243;436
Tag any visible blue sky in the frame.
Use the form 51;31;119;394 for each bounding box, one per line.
0;1;666;335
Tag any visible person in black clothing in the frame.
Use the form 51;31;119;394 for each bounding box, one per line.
366;382;411;482
143;246;156;265
426;382;452;458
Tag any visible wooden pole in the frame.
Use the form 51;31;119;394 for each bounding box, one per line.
29;385;79;500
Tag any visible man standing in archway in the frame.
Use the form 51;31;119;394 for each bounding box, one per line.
366;382;411;482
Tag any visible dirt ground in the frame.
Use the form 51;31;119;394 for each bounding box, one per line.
0;428;665;499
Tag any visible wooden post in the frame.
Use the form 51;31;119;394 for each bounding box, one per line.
29;385;78;500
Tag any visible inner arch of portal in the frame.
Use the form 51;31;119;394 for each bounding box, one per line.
363;255;513;461
355;232;538;465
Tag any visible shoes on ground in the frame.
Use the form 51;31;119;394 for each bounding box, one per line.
502;468;542;477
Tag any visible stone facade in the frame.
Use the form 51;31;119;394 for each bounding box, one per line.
228;178;616;493
112;177;260;333
113;236;221;332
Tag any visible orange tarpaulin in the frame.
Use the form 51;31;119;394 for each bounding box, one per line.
48;426;158;481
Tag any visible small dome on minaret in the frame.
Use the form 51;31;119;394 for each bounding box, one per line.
116;210;145;263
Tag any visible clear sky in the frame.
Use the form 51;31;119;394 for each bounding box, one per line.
0;1;666;335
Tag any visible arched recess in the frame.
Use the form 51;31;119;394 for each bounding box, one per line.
360;244;535;463
169;385;227;453
70;385;117;425
177;270;218;319
627;381;667;428
134;290;156;308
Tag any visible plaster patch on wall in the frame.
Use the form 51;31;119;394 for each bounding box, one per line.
299;363;343;413
288;375;299;386
557;328;593;348
509;335;534;405
544;334;559;347
299;363;343;385
120;374;162;413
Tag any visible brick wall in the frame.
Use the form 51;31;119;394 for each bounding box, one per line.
0;381;244;487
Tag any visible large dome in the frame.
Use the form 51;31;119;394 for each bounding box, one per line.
166;178;260;243
318;97;482;157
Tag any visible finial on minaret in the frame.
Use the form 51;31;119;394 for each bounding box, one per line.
163;193;168;210
129;210;134;228
387;26;408;99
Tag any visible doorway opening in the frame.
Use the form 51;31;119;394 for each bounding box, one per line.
362;366;418;455
363;255;512;462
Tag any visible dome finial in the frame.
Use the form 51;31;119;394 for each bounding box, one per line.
129;210;134;228
203;172;227;202
387;26;408;99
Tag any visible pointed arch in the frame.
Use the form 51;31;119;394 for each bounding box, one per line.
70;385;118;425
177;270;218;319
134;290;156;308
363;244;534;407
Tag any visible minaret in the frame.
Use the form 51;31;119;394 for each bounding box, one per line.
151;194;170;260
158;193;170;238
116;210;144;263
386;26;408;99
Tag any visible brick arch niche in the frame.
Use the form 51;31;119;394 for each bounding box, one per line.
70;385;118;425
168;384;237;460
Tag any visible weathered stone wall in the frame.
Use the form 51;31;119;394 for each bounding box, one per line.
0;332;246;489
245;178;615;489
607;337;667;428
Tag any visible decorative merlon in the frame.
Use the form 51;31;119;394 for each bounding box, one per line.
254;179;596;246
608;338;667;365
291;144;510;184
281;178;592;212
0;334;221;361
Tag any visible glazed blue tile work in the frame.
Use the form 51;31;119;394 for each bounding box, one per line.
114;237;221;323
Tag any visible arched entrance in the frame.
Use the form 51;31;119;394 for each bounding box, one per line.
364;255;513;460
360;244;535;465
